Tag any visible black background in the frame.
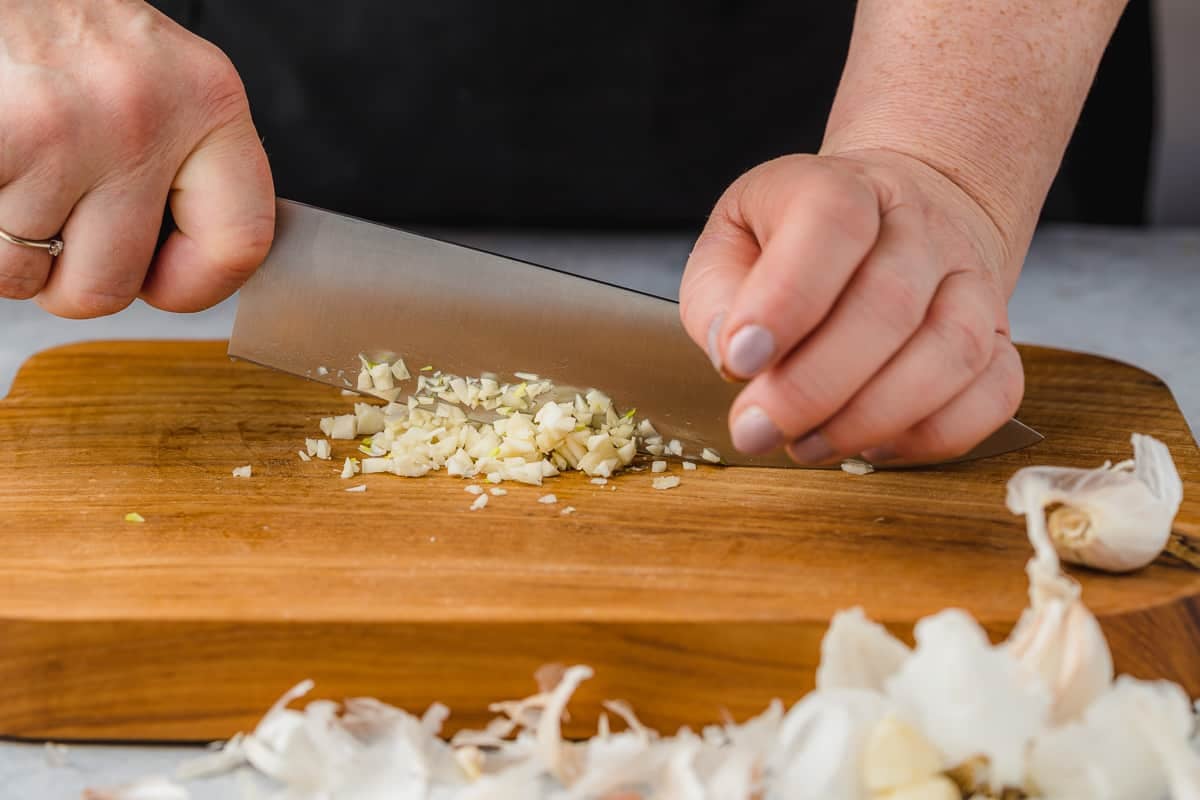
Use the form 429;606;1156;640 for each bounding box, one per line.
151;1;1154;229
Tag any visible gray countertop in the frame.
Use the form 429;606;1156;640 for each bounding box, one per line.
0;223;1197;797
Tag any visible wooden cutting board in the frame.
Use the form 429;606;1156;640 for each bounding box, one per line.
0;340;1198;743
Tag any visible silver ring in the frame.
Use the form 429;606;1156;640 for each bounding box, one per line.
0;225;64;257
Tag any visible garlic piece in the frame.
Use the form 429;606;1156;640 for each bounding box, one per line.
231;465;252;478
861;714;943;793
652;476;681;490
1005;559;1113;724
842;458;875;476
1006;433;1183;572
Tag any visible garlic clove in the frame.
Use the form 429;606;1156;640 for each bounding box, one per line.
817;607;912;693
1006;433;1183;573
875;775;960;800
861;713;943;792
1004;561;1114;725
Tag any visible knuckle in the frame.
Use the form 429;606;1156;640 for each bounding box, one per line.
931;308;994;375
772;362;838;434
908;418;971;462
0;265;47;300
22;83;79;151
865;267;927;335
103;66;166;149
64;281;141;318
798;169;880;245
206;213;276;283
192;47;249;121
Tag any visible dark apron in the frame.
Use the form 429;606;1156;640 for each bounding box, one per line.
150;1;1153;228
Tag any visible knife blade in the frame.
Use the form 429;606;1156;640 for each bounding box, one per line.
228;199;1042;468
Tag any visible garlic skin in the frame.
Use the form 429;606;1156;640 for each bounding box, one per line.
1006;433;1183;573
1004;560;1114;725
1027;676;1197;800
764;688;891;800
884;610;1050;790
817;607;912;693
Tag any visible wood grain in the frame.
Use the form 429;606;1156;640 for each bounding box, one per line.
0;340;1197;742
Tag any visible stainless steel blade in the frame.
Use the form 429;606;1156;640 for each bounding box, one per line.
229;199;1041;468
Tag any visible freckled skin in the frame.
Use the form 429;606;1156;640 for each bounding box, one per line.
824;0;1128;293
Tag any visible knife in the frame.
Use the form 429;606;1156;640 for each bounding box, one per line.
228;199;1042;468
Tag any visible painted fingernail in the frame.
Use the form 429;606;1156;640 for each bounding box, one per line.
731;406;784;455
706;312;725;372
726;325;776;379
788;432;835;465
861;445;898;464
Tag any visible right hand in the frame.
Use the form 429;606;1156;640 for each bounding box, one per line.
0;0;275;318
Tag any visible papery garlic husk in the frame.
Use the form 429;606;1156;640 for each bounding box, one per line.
1004;559;1114;725
861;713;943;793
885;610;1050;790
1006;433;1183;573
817;607;912;693
1027;676;1196;800
764;688;892;800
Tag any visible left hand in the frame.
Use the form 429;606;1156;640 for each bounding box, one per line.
679;149;1025;466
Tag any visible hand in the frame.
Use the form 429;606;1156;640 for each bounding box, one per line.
0;0;274;318
680;150;1024;466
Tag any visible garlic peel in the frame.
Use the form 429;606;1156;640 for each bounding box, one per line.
1004;560;1114;725
1006;433;1183;572
817;607;911;693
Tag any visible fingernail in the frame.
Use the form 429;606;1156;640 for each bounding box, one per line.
861;445;898;464
731;406;784;455
706;312;725;372
788;431;835;465
726;325;776;379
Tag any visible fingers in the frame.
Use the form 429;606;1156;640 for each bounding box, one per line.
727;202;945;455
715;157;881;380
861;338;1025;466
0;167;82;300
34;179;170;318
679;206;758;369
790;270;1001;462
141;111;274;313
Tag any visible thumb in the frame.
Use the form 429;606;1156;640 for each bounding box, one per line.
140;110;275;313
678;189;762;373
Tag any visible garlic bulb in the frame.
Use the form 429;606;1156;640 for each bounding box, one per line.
1004;559;1113;724
1006;433;1183;572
